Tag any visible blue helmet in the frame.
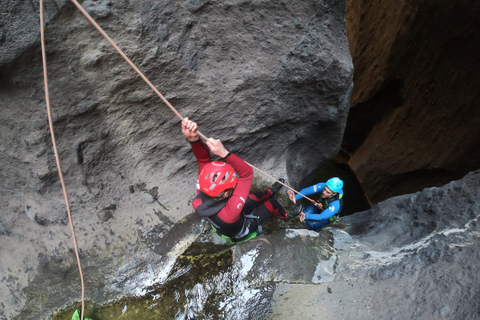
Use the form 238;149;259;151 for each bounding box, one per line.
326;177;343;193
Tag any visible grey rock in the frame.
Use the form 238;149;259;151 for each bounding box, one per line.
184;0;210;13
0;219;10;236
80;50;103;68
83;0;112;19
0;0;69;67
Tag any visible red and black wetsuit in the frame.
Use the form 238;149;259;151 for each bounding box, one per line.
190;139;287;239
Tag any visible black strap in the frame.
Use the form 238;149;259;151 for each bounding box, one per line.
221;151;232;160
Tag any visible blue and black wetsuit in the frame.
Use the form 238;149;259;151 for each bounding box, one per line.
294;182;343;230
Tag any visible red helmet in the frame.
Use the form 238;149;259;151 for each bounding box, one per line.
198;161;238;197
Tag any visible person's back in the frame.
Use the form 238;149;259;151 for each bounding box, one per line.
182;118;288;242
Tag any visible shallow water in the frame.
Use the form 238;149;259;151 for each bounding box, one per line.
50;242;234;320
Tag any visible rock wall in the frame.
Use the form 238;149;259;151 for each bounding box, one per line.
1;1;479;319
38;170;480;319
0;1;352;319
344;0;480;203
272;170;480;320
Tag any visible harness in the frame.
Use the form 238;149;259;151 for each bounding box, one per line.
194;192;258;241
320;193;343;223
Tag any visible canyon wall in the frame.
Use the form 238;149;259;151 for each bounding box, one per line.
2;0;479;319
0;1;352;318
344;0;480;203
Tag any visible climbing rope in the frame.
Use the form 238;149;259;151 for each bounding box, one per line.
68;0;315;203
40;1;85;319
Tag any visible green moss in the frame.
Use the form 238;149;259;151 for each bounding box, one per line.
50;242;233;320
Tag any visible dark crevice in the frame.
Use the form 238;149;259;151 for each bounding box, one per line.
342;79;404;155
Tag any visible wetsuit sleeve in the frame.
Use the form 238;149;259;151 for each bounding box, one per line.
216;153;253;224
295;182;326;202
304;200;341;221
190;139;211;175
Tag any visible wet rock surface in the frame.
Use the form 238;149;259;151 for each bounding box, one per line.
310;170;480;320
41;171;480;320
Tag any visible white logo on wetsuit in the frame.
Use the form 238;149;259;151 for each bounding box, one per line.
238;197;246;209
329;206;335;212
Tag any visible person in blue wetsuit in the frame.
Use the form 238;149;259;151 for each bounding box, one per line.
288;177;344;230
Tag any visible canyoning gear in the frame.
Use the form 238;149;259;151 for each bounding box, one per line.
326;177;343;194
72;310;94;320
211;213;260;243
204;189;287;240
287;203;304;220
304;193;343;221
198;161;238;197
292;182;344;203
213;225;259;244
313;200;323;209
269;178;286;198
191;139;252;224
190;139;287;242
194;192;230;218
234;230;259;243
245;190;288;221
211;212;247;238
264;198;288;219
293;180;344;230
328;214;340;224
195;191;246;237
303;193;343;229
318;192;344;212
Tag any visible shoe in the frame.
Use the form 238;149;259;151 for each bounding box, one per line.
279;206;288;219
286;203;304;220
269;178;285;198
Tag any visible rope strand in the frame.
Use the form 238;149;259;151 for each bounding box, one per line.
40;1;85;319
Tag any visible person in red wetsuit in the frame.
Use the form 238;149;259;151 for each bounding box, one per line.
182;118;288;242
